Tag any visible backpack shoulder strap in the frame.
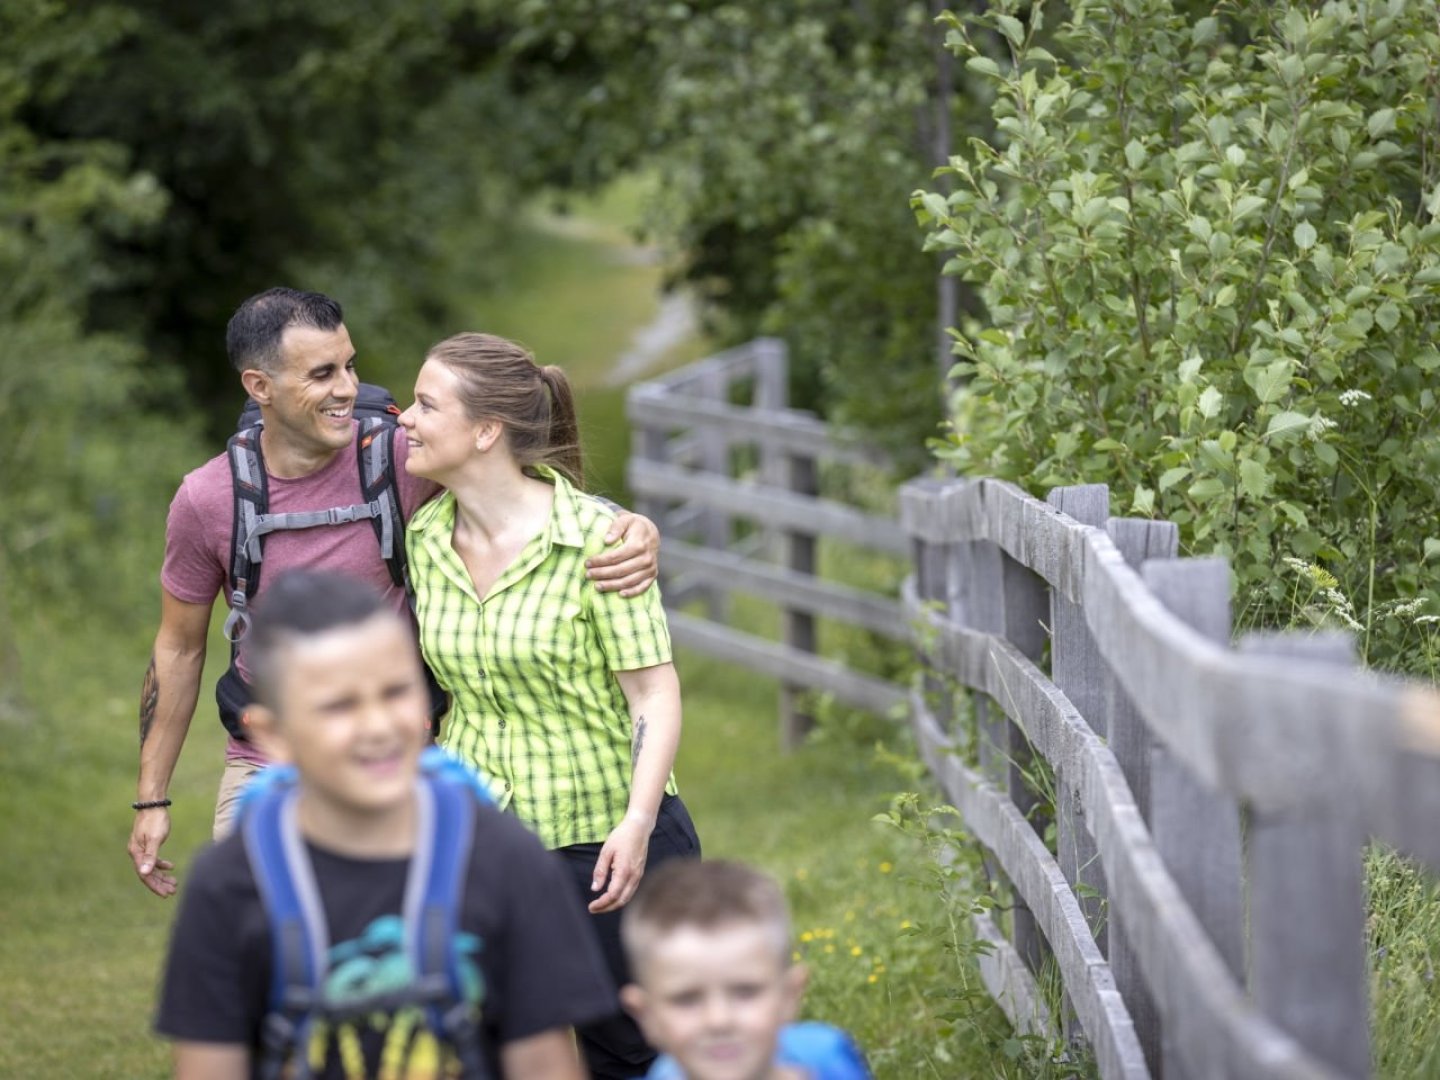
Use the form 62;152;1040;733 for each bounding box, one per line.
356;416;408;590
778;1022;872;1079
409;749;488;1076
242;776;327;1080
224;426;269;644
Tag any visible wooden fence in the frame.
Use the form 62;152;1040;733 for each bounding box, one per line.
627;341;1440;1079
626;337;909;747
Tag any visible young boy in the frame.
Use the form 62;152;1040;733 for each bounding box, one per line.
154;570;616;1079
619;861;870;1080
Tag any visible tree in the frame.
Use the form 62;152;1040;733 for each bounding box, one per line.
916;0;1440;665
0;1;201;615
508;1;959;468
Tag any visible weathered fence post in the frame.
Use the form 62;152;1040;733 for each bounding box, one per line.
1100;517;1178;1077
1239;632;1369;1078
1047;485;1111;961
780;448;820;750
910;480;956;737
964;483;1051;986
752;338;789;559
697;360;733;620
1141;558;1245;1079
630;393;671;592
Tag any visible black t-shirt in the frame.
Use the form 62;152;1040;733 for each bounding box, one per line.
155;800;615;1078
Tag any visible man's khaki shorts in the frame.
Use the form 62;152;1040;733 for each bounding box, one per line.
212;758;265;840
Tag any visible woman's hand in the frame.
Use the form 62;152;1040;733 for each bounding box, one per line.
587;813;654;913
586;512;660;597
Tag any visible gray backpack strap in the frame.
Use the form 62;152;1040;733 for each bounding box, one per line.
356;417;407;587
224;427;268;644
243;502;386;558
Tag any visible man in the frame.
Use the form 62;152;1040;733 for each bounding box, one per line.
129;287;659;898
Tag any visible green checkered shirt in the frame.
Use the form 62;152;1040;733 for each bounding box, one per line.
406;469;675;849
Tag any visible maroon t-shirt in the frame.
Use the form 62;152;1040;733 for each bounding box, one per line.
162;424;440;763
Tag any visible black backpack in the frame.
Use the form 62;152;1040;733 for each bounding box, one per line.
216;384;447;738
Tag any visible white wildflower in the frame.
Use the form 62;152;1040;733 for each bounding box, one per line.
1339;389;1373;407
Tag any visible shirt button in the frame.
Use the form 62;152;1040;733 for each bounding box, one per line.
504;782;511;792
498;719;506;729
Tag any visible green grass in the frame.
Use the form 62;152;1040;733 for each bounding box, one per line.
0;603;230;1078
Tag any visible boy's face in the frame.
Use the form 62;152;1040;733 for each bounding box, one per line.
253;613;428;825
622;922;805;1080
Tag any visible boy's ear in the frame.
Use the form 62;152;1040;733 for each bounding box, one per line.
242;704;291;763
781;962;808;1022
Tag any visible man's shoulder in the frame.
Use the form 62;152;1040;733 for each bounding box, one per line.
174;447;235;498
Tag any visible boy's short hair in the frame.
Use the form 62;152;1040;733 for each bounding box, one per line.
621;860;792;973
248;570;393;708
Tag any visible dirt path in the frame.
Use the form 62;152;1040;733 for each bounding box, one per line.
532;207;700;388
603;289;699;387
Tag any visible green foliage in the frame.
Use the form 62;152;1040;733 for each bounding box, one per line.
16;0;591;416
649;2;951;469
915;0;1440;665
0;1;203;635
513;1;951;468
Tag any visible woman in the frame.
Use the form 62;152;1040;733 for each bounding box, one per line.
399;332;699;1080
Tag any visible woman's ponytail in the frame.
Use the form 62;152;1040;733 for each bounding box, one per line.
539;365;584;489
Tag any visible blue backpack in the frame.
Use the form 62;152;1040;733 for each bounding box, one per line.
239;747;494;1080
645;1022;871;1079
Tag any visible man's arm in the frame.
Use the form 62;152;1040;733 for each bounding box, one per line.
128;588;212;898
500;1028;587;1080
173;1042;248;1080
587;510;660;597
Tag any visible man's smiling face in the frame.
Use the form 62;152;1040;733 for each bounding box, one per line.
260;323;360;459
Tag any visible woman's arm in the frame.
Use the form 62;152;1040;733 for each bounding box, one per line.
586;662;682;914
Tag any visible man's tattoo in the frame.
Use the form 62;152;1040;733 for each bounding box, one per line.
631;715;647;769
140;655;159;747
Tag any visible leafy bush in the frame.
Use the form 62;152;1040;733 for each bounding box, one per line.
915;0;1440;665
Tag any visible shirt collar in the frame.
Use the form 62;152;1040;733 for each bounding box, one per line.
532;465;588;550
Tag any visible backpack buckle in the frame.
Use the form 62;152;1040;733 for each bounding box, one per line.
327;505;360;525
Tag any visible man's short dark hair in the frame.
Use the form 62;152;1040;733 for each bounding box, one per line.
226;287;344;374
248;570;391;707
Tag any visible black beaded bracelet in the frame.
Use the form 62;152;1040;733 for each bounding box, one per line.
131;798;173;811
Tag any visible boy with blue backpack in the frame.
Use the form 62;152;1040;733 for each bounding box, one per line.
619;861;870;1080
154;570;615;1079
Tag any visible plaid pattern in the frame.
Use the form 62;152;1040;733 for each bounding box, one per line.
407;469;675;849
